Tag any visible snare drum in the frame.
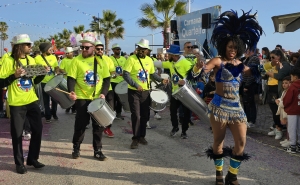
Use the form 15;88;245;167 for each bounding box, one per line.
114;81;130;112
44;75;75;109
87;98;116;127
149;89;168;111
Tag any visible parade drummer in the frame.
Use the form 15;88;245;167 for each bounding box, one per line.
94;40;116;138
109;43;127;120
60;47;76;114
122;38;168;149
67;35;111;161
0;34;48;174
153;44;200;139
35;42;62;123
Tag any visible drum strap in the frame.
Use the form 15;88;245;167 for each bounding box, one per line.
136;55;151;90
173;63;184;79
93;57;98;98
113;56;120;67
41;55;54;75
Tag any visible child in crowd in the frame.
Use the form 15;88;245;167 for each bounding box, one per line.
203;72;215;104
283;68;300;153
275;76;290;147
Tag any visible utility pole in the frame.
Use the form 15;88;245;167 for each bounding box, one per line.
149;34;154;51
187;0;191;13
98;13;101;40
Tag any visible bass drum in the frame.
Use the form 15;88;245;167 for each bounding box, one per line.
172;84;210;125
87;98;116;127
35;83;45;113
114;81;130;112
44;75;75;109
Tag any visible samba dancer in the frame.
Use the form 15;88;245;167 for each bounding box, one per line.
68;35;111;161
122;39;168;149
196;10;263;184
0;34;48;174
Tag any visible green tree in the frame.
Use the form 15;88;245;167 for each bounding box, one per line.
0;22;8;56
48;34;63;51
137;0;187;47
90;10;125;54
32;38;48;52
58;29;72;48
73;25;85;34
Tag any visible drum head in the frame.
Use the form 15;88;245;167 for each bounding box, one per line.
150;90;168;103
115;81;128;94
87;98;105;112
151;82;157;89
44;75;64;92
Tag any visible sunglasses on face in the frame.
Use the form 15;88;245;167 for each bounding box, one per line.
80;46;92;50
186;46;193;49
25;43;32;48
95;48;104;51
113;48;121;51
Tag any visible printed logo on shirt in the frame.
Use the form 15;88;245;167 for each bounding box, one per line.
84;70;99;86
172;74;179;85
47;67;53;75
137;69;148;83
116;66;123;74
17;78;33;92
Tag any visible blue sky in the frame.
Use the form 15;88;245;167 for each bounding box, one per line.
1;0;300;54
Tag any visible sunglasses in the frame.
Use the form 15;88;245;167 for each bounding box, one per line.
80;46;92;50
25;43;32;47
113;48;121;51
186;46;193;49
95;48;104;51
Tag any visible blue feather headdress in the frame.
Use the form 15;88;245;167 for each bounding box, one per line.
211;10;263;51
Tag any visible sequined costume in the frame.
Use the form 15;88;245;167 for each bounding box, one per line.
208;62;247;124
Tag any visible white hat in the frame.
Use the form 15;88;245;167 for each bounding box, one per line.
94;40;104;46
112;43;121;49
136;39;150;49
79;35;96;45
14;34;32;45
10;36;17;44
65;47;74;53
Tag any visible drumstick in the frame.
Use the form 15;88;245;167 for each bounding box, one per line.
55;88;71;95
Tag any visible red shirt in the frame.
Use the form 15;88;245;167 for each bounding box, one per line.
283;80;300;115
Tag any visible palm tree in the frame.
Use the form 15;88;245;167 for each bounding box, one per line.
90;10;125;54
137;0;187;47
0;22;8;56
58;29;72;48
32;38;48;52
0;33;8;56
48;34;63;51
73;25;85;34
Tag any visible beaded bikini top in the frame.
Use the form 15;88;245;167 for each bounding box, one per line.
215;62;244;99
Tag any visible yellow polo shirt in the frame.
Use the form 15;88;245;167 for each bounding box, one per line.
109;55;127;83
68;54;110;100
123;55;155;90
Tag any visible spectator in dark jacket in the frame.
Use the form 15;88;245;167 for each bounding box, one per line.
266;49;291;95
241;49;261;127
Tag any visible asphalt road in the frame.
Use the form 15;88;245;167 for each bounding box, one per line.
0;105;300;185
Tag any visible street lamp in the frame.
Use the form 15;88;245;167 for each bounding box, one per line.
148;34;154;51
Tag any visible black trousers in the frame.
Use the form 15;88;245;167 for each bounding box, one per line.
66;104;76;112
72;99;104;151
111;82;123;114
23;118;31;132
10;101;43;165
0;90;3;111
242;83;258;124
128;89;150;140
170;96;189;132
105;90;114;128
41;83;58;120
